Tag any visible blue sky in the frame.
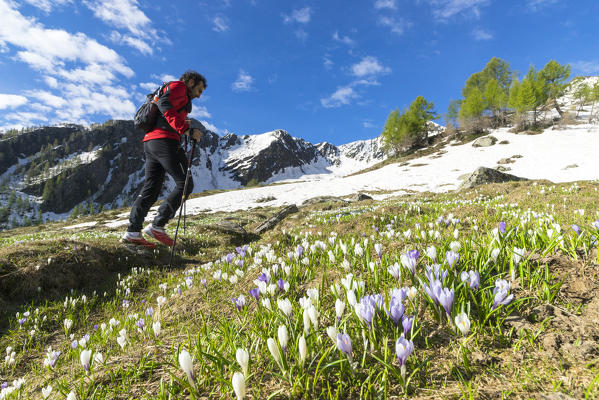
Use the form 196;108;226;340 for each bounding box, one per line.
0;0;598;145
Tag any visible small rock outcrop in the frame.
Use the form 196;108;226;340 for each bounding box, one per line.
472;135;497;147
458;167;527;190
253;205;298;235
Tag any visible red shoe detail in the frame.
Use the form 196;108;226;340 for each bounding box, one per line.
121;237;156;249
144;226;174;246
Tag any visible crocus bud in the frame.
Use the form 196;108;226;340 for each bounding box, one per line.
298;335;307;366
178;349;196;388
236;348;249;377
80;349;92;373
152;321;161;337
232;372;245;400
267;338;282;368
278;325;289;350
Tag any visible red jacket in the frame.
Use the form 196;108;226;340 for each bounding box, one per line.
143;81;192;142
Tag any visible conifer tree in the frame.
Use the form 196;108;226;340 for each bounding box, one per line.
589;80;599;123
483;79;508;125
539;60;571;117
573;83;591;117
381;108;401;153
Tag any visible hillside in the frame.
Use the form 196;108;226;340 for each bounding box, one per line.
1;177;598;399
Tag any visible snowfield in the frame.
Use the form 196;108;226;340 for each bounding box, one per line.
105;122;599;228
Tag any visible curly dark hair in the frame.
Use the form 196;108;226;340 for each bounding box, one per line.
180;70;207;89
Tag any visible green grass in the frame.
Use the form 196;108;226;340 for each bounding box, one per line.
1;179;598;399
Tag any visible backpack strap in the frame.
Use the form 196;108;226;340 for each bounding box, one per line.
153;81;191;133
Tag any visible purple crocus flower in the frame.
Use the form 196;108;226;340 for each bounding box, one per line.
201;279;207;288
438;288;454;316
249;287;260;301
571;224;581;235
84;334;90;341
136;319;145;330
226;253;234;264
236;246;247;258
145;307;154;316
493;290;514;309
386;297;405;326
402;315;414;338
122;300;130;308
1;382;8;389
277;279;286;292
296;245;303;259
425;264;447;283
18;317;26;326
71;340;78;349
446;251;460;268
257;273;269;283
423;279;442;305
499;221;506;234
593;220;599;230
93;324;99;330
232;295;246;311
357;299;376;327
389;288;407;304
236;259;243;268
336;333;352;356
395;337;414;366
460;270;480;290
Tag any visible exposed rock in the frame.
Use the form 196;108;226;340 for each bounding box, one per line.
256;196;276;203
563;164;579;169
346;193;373;202
253;205;298;235
458;167;527;190
497;157;515;164
207;221;248;237
496;166;512;172
472;135;497;147
302;196;347;206
499;140;509;145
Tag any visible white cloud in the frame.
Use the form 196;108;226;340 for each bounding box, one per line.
139;82;159;92
528;0;559;11
324;56;334;70
189;106;212;119
571;60;599;75
4;111;48;123
333;31;355;46
363;120;376;128
295;29;308;42
374;0;397;9
351;56;391;78
109;31;152;55
0;1;133;78
232;70;254;92
0;94;28;110
24;90;67;108
377;16;411;35
321;86;358;108
44;76;58;88
429;0;490;20
22;0;72;13
213;16;230;32
152;74;178;83
283;7;311;24
83;0;161;54
472;28;493;40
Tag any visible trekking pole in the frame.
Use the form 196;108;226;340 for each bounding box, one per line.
168;138;196;268
183;136;189;235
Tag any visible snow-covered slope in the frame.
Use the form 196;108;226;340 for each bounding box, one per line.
103;121;598;228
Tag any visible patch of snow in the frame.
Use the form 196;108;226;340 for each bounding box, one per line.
63;221;98;230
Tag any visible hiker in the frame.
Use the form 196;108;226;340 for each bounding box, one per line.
122;70;207;248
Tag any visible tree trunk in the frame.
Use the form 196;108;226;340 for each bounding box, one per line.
553;99;563;117
589;102;595;123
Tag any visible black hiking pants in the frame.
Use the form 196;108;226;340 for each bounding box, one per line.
127;138;194;232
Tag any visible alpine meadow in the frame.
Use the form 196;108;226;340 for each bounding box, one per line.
2;1;599;399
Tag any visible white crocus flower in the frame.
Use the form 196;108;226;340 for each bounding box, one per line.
232;372;246;400
326;326;338;342
178;350;196;389
335;299;345;321
152;321;162;337
42;385;52;399
267;338;283;368
80;349;92;373
298;335;307;366
236;348;249;377
455;312;471;336
278;325;289;350
64;319;73;333
277;299;292;317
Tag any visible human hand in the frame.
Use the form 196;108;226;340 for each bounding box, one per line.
190;128;203;141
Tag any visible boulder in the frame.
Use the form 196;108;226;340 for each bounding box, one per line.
346;193;373;202
458;167;527;190
302;196;347;206
472;135;497;147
